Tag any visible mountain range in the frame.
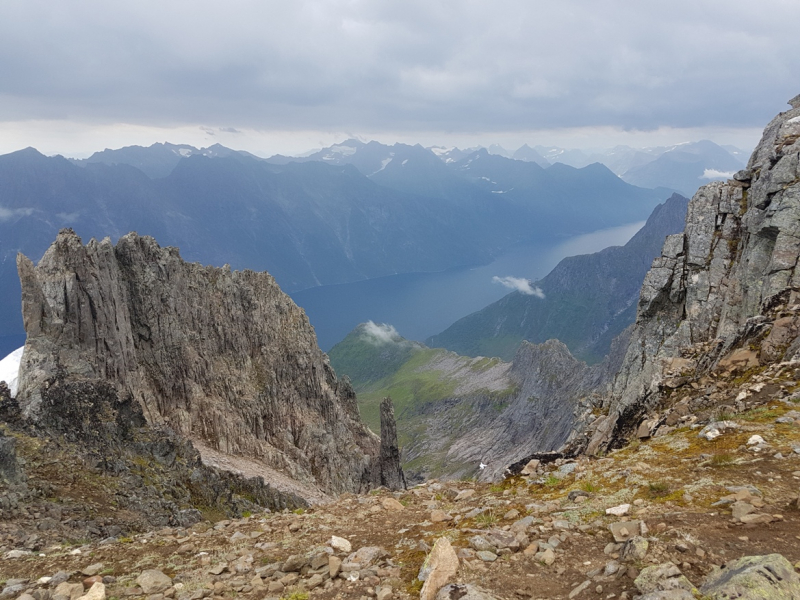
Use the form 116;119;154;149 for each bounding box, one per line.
0;142;666;356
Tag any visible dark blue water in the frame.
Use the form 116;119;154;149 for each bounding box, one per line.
291;221;645;351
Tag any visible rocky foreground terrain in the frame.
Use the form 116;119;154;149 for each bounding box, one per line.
3;354;800;600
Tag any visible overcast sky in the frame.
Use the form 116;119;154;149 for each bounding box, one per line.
1;0;798;157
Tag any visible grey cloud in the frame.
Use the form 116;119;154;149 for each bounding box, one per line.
0;0;798;133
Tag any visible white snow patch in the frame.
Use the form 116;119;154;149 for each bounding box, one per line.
430;146;454;157
701;169;735;179
370;157;393;175
329;144;357;156
0;346;24;397
492;276;545;298
402;159;409;165
787;116;800;124
178;148;193;157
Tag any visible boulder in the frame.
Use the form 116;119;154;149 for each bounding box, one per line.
700;554;800;599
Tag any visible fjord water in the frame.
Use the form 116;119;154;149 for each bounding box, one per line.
292;220;645;351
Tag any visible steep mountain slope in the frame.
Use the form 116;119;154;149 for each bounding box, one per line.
329;323;628;482
16;230;404;495
581;94;800;454
427;194;689;363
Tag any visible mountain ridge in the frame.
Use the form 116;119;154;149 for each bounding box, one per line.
427;193;689;363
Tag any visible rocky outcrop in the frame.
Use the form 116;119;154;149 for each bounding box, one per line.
15;230;404;495
379;397;406;490
400;334;629;482
585;95;800;453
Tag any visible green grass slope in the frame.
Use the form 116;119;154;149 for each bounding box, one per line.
328;323;512;450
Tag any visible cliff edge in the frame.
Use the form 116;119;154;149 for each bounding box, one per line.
15;230;403;495
585;94;800;453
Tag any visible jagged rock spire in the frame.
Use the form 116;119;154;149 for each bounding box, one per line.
379;396;406;490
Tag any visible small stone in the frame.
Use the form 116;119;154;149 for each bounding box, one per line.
136;571;172;596
76;582;105;600
306;574;324;589
609;521;642;543
420;538;460;600
523;543;540;556
83;576;103;590
520;459;540;475
376;585;393;600
329;556;342;578
350;545;387;566
81;564;105;577
470;535;496;553
229;531;247;542
634;562;695;596
477;550;498;562
455;489;476;501
739;513;774;525
382;497;405;511
282;554;307;572
55;583;85;600
568;581;590;599
620;537;649;562
535;548;556;566
331;535;352;553
435;584;497;600
503;509;520;520
604;561;620;576
731;501;755;520
267;581;284;594
606;504;631;517
510;516;535;533
431;510;453;523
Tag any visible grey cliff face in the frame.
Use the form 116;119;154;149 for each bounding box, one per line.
585;96;800;453
16;230;403;494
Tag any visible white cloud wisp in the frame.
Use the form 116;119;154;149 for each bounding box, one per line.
492;276;545;298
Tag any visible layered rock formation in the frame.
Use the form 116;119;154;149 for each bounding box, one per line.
584;94;800;453
16;230;403;495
